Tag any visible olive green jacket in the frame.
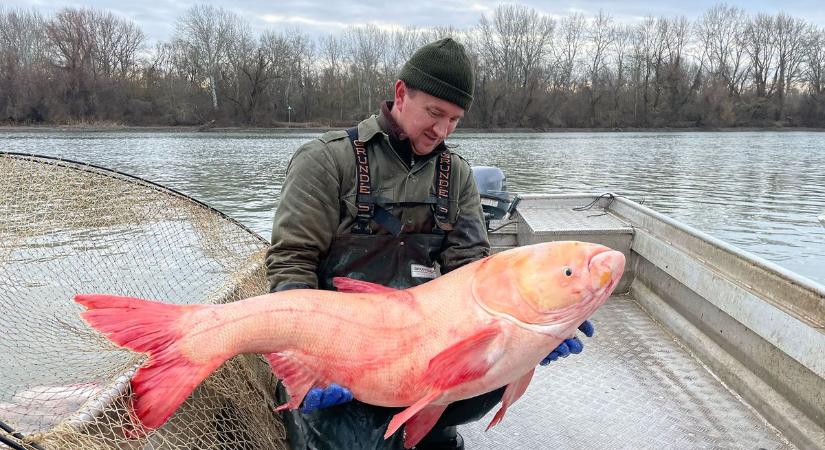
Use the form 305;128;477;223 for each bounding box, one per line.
265;112;490;291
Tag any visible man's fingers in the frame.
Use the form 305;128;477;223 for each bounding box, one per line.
578;320;595;337
566;337;584;354
300;388;323;413
539;351;559;366
340;386;353;403
321;388;343;408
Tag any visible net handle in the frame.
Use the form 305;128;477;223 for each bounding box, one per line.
0;419;46;450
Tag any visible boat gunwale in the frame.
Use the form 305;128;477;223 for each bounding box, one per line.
516;193;825;299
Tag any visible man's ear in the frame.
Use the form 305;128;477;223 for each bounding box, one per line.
394;80;407;111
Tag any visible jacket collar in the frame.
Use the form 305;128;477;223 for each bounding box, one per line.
378;101;408;141
356;113;385;143
359;101;447;161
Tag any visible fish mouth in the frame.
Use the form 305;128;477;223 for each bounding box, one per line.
588;248;626;298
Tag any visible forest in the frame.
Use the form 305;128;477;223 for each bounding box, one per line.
1;3;824;129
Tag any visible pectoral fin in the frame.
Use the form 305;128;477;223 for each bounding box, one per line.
265;352;316;411
386;326;502;446
419;325;501;390
486;368;535;430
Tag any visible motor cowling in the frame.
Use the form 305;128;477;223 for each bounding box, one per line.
472;166;519;231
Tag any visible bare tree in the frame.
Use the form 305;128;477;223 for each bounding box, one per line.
803;28;825;95
4;4;825;129
629;17;664;123
744;13;779;100
696;4;750;96
45;8;100;118
584;10;615;125
552;13;586;93
174;4;240;112
224;25;274;124
344;25;387;114
383;28;422;80
0;8;48;120
289;30;316;122
772;13;811;117
609;25;634;123
259;28;315;123
476;5;555;126
107;17;144;80
260;30;292;122
0;8;48;69
318;34;347;120
662;16;699;117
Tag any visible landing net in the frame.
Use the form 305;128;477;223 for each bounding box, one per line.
0;153;287;449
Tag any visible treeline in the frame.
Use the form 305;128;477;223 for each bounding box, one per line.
1;4;824;129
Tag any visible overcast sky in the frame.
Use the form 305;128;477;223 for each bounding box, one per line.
7;0;825;44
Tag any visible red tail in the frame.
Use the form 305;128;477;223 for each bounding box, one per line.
75;294;225;435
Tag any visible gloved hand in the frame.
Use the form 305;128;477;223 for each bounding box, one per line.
539;320;594;366
299;383;353;413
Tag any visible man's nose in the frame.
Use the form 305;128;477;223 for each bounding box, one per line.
432;118;450;138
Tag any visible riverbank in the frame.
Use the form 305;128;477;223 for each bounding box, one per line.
2;124;824;134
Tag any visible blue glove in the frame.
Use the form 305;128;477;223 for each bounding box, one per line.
299;383;353;413
540;320;595;366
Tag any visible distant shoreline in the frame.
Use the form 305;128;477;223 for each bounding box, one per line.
1;124;823;134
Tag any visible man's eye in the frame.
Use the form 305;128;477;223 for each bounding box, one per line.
428;109;441;118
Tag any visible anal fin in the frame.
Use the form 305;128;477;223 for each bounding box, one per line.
403;403;448;449
385;390;441;440
486;368;535;430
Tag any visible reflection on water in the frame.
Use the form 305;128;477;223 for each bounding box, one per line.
2;130;823;286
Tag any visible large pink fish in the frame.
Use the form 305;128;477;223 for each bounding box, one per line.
75;240;625;447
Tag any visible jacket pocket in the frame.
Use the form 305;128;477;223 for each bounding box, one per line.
341;187;395;221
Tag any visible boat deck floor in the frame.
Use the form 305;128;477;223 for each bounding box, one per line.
461;293;793;449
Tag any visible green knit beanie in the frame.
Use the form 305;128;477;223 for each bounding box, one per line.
399;38;474;111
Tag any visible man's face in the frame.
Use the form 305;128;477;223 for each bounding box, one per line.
393;81;465;155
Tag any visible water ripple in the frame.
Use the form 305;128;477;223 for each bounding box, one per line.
2;130;823;286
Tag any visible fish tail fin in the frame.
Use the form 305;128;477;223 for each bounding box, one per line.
75;294;226;435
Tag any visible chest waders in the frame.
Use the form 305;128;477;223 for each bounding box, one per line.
315;127;453;291
279;128;503;450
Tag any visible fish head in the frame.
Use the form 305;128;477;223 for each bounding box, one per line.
472;241;625;330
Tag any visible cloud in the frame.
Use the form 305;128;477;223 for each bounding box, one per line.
260;14;349;30
7;0;825;45
468;3;493;12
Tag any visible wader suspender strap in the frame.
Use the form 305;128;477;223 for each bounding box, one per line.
346;127;404;236
433;150;453;231
347;127;373;235
345;127;451;235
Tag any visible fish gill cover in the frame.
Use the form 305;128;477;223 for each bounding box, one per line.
0;153;288;449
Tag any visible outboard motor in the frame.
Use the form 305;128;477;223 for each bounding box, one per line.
472;166;520;231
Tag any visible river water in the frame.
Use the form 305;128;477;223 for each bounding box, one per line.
2;130;823;286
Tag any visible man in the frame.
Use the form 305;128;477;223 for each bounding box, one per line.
266;37;591;450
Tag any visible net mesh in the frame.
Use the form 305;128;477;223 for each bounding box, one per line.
0;153;288;450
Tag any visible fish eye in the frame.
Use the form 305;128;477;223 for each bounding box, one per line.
563;267;573;277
